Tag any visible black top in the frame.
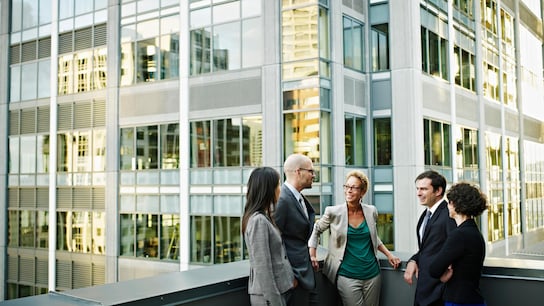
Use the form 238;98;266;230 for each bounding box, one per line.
429;218;486;304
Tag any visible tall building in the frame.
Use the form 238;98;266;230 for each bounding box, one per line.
1;0;544;301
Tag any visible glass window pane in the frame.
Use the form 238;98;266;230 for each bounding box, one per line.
213;1;240;24
8;211;19;246
93;129;106;171
190;121;211;167
75;0;94;16
136;214;158;258
120;128;134;170
282;59;319;80
345;117;354;165
161;123;179;169
120;42;135;85
214;216;241;263
21;63;38;101
160;34;180;79
283;88;320;110
10;66;21;102
242;17;263;68
120;214;135;256
72;211;92;253
38;60;51;98
22;0;39;29
353;21;363;71
161;214;180;260
93;48;107;90
37;135;50;173
190;7;211;28
242;116;262;167
191;216;212;263
343;17;353;68
56;211;69;251
190;28;212;75
242;0;261;17
36;211;49;248
93;212;105;254
213;119;240;167
74;131;92;172
20;135;36;173
283;111;321;159
320;111;331;165
137;0;159;13
137;38;159;82
282;7;319;62
20;210;35;247
137;19;160;39
59;0;74;19
213;22;241;71
136;125;158;169
12;0;23;32
9;137;20;174
161;13;180;34
57;133;73;172
319;7;329;60
58;54;74;95
374;118;391;165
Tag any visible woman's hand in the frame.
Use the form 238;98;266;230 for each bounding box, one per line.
309;247;319;271
387;254;401;269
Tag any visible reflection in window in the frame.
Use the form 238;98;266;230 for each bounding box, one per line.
191;215;212;263
374;118;391;166
190;121;211;168
213;22;241;71
120;214;135;256
284;111;321;162
371;24;389;72
421;26;448;80
214;216;241;263
454;127;479;182
136;126;158;170
486;132;503;241
161;214;180;260
242;116;262;167
161;124;180;169
345;115;365;166
214;119;241;167
56;211;100;254
423;119;451;167
483;61;499;100
137;38;159;83
453;45;476;91
505;137;521;237
524;141;544;231
20;136;36;174
36;211;49;248
136;214;158;258
20;210;35;247
343;16;364;72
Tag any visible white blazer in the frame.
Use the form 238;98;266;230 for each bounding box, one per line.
308;203;383;284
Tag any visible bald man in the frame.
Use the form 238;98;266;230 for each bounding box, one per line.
274;154;318;306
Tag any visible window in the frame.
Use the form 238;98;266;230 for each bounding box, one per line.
453;0;474;18
371;24;389;72
454;127;478;182
343;16;364;72
423;119;451;167
345;115;366;166
453;45;476;91
190;0;262;75
421;27;449;80
190;117;262;168
374;118;391;166
485;132;503;241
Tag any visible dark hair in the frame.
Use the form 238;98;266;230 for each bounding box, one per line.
446;182;488;217
242;167;281;234
415;170;447;197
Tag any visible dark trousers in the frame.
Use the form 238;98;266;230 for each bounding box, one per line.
285;285;318;306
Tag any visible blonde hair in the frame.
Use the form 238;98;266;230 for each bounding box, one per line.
346;170;369;194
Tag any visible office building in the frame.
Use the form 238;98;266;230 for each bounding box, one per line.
1;0;543;301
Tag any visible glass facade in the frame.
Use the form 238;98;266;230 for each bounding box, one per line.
2;0;544;301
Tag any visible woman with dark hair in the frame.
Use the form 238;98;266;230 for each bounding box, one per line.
243;167;295;306
430;182;489;306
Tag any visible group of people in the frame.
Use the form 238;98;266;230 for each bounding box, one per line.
243;154;488;306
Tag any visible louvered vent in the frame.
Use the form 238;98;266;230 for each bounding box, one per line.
10;44;21;64
8;188;19;208
20;188;36;208
36;188;49;209
56;260;72;289
92;263;105;286
59;32;73;54
73;188;92;209
7;256;18;281
93;100;106;127
75;27;93;51
94;23;107;46
58;103;73;131
93;187;105;210
57;188;73;209
38;37;51;59
19;257;35;283
73;262;92;289
37;106;50;133
74;102;92;129
20;109;36;134
21;41;37;62
9;110;20;135
36;258;49;285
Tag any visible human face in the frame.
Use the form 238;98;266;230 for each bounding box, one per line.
415;178;443;208
344;176;363;205
297;162;315;190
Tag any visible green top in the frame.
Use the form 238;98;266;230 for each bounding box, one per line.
337;220;380;280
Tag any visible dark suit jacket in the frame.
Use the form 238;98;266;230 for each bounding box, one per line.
409;200;457;306
274;184;316;290
429;219;486;304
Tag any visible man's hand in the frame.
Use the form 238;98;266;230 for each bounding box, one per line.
403;260;419;285
440;265;453;283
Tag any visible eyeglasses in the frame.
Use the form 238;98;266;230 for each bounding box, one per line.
299;168;315;175
343;185;362;191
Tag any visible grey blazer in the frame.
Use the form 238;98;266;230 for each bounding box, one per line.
274;184;316;290
245;212;294;305
308;203;383;284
